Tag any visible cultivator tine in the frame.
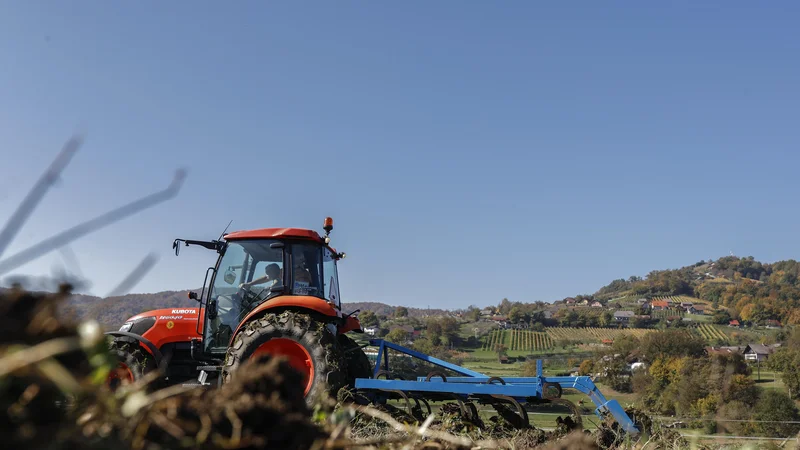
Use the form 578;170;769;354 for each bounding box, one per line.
550;398;583;431
409;396;428;422
385;389;412;416
448;394;470;419
488;394;529;429
464;401;482;427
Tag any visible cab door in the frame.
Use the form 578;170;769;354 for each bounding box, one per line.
322;247;341;309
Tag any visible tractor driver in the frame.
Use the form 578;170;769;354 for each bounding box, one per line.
240;263;282;291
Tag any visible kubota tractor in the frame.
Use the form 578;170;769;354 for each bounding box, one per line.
105;217;372;406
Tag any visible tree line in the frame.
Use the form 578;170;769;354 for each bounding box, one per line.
583;329;800;438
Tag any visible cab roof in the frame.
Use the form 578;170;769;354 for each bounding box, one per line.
223;227;323;242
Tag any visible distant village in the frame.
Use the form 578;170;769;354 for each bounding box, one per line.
357;292;786;374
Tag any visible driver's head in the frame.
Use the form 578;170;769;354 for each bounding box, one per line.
265;263;281;281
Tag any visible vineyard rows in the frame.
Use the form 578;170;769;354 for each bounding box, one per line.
481;327;654;351
481;324;738;353
481;329;554;352
547;327;651;341
650;309;684;319
694;324;728;341
651;295;707;305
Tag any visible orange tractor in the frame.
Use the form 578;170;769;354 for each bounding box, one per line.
106;218;372;405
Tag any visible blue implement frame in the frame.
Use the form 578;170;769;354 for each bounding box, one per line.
354;339;639;434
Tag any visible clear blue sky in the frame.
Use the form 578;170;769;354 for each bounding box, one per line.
1;2;799;309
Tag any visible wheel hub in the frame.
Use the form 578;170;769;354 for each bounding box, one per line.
106;362;134;390
252;338;315;395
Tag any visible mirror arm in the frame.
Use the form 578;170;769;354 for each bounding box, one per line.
173;238;226;255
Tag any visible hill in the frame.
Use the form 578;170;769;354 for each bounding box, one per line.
44;288;448;330
58;289;200;329
586;256;800;326
341;302;450;318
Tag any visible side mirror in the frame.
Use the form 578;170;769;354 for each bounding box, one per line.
223;268;236;284
188;291;200;302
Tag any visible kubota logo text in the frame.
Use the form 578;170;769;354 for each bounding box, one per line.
172;309;196;314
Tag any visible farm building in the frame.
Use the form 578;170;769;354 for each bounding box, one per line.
765;320;782;329
729;320;741;328
637;298;648;305
651;300;669;311
706;346;744;355
490;316;509;328
685;305;704;315
591;301;603;308
613;311;635;322
363;327;377;336
743;344;781;362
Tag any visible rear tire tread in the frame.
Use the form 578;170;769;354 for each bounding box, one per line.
221;311;347;407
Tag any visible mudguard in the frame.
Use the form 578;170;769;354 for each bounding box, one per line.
231;295;362;341
105;331;166;370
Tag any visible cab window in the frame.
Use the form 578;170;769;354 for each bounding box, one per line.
323;248;340;307
290;243;322;297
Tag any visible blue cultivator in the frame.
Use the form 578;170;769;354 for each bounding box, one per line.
353;339;639;434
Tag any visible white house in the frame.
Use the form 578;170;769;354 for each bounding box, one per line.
743;344;780;362
630;362;647;371
364;327;377;336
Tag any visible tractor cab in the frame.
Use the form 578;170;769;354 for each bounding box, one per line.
200;231;343;355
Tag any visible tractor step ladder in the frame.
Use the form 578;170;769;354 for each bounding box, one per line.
195;365;223;387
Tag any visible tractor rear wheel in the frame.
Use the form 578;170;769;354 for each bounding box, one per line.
107;341;156;391
338;334;372;384
222;311;347;408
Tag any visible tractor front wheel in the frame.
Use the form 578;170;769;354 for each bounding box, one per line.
222;312;347;408
106;341;156;391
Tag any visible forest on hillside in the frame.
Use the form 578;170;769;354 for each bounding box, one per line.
589;256;800;326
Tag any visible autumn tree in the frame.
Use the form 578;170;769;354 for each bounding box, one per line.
358;310;379;327
386;328;409;344
578;359;594;376
493;343;507;361
498;298;513;315
754;390;800;437
466;305;481;322
394;306;409;318
768;347;800;399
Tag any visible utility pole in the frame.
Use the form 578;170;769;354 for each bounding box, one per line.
757;359;761;381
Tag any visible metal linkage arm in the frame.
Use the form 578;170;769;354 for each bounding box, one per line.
369;339;486;378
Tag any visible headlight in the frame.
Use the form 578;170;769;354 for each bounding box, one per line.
119;321;133;332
